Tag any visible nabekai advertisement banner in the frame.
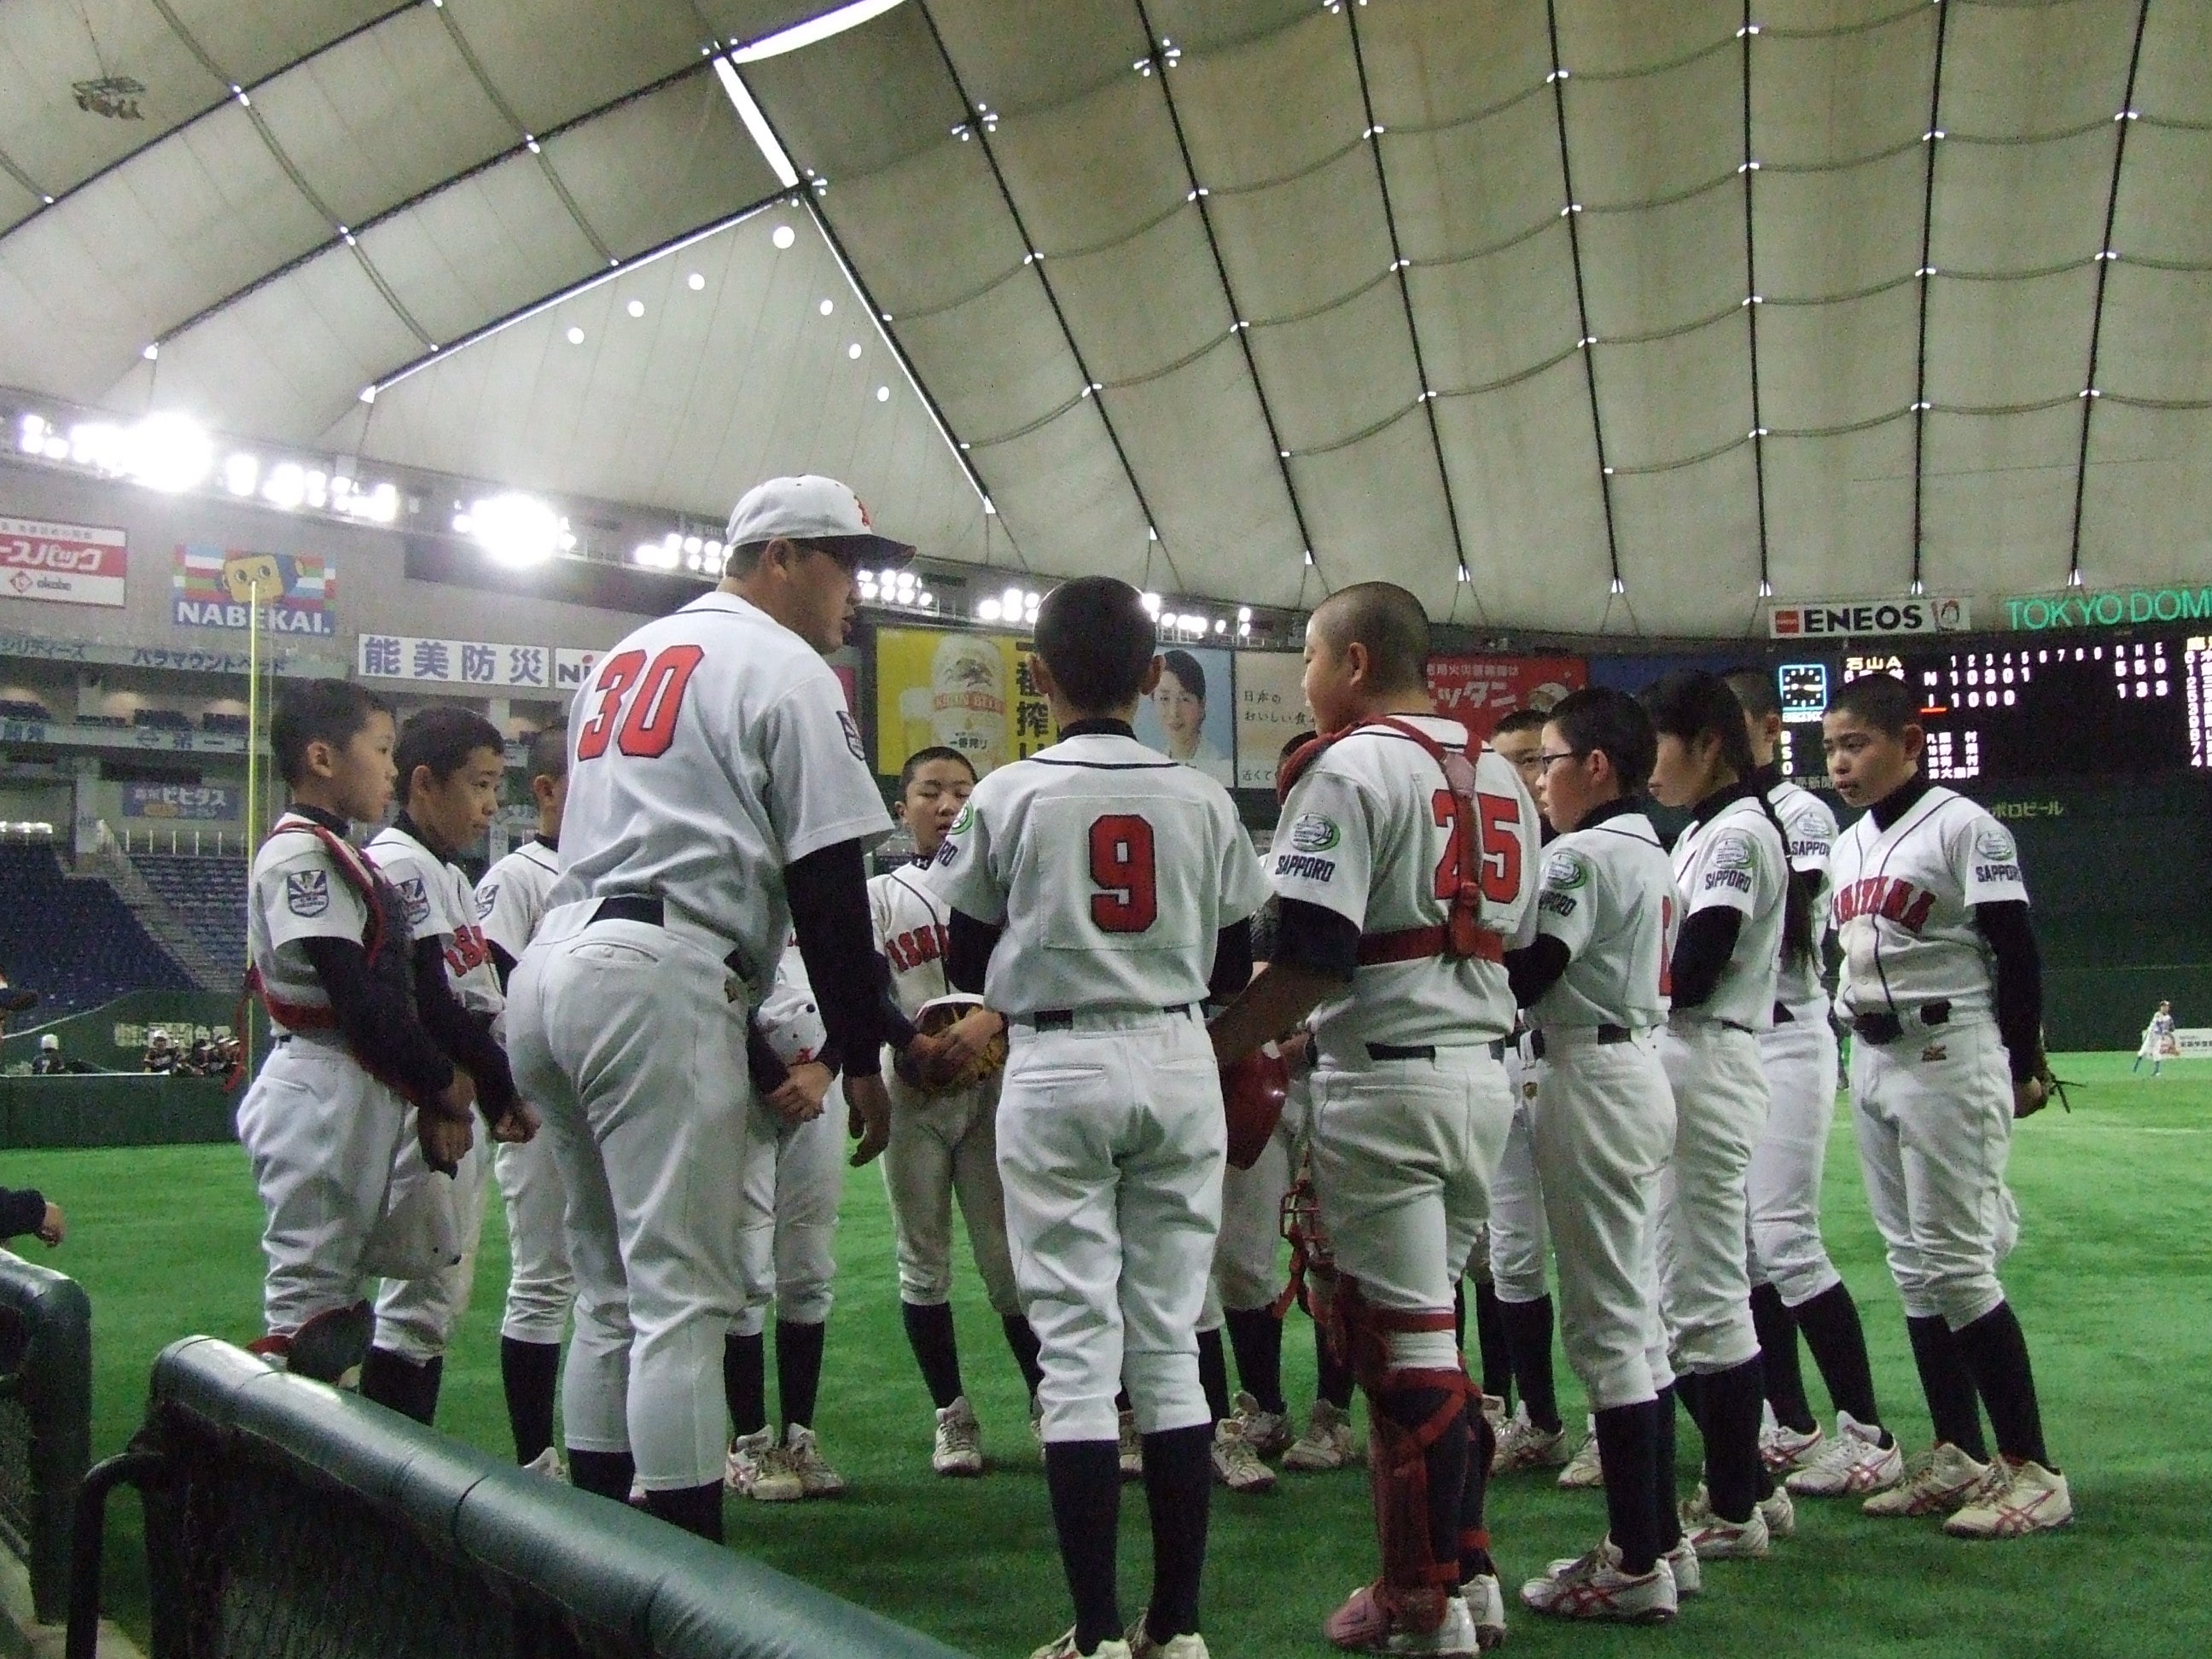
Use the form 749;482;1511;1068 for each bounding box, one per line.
875;628;1057;777
1425;655;1586;741
172;544;336;634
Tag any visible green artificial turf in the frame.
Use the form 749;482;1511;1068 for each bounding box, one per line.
11;1049;2209;1657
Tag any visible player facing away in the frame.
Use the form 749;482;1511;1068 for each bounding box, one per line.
1822;672;2071;1536
505;475;932;1542
236;682;510;1382
1209;582;1541;1657
1721;667;1902;1499
474;725;576;1475
870;747;1045;1476
1506;689;1691;1621
929;576;1267;1659
2133;999;2176;1075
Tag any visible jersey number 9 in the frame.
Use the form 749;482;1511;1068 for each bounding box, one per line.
1089;813;1158;934
576;645;706;761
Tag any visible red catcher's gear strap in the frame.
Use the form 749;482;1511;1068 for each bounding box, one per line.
230;818;392;1089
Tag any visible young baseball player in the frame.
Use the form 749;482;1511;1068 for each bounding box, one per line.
1209;582;1540;1656
1641;671;1804;1557
236;681;490;1382
1823;672;2069;1536
1506;688;1690;1621
2133;999;2175;1075
930;575;1266;1659
474;725;574;1472
504;475;931;1543
359;705;527;1428
1722;667;1901;1498
871;746;1044;1476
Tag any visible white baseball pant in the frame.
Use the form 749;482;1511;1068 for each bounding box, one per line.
504;908;752;1491
236;1036;411;1336
997;1008;1225;1443
881;1074;1019;1315
1850;1016;2019;1330
375;1136;490;1362
1747;1008;1842;1307
734;1080;844;1336
1531;1029;1674;1410
1656;1021;1769;1373
1486;1050;1550;1306
1214;1124;1292;1315
495;1134;575;1344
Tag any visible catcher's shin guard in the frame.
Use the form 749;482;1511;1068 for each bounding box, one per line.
253;1299;375;1382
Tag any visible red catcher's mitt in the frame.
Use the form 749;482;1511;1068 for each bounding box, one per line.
1221;1045;1291;1170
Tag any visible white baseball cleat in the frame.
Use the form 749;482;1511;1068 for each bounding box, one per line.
1490;1403;1571;1474
1786;1412;1906;1497
724;1427;774;1495
521;1447;568;1482
1212;1416;1277;1493
1118;1408;1144;1481
783;1424;845;1498
933;1395;985;1477
1462;1573;1508;1650
1124;1614;1210;1659
1862;1441;1991;1518
1520;1541;1677;1624
1322;1581;1489;1654
1662;1536;1701;1598
1028;1631;1131;1659
1759;1484;1796;1539
1759;1404;1825;1475
1230;1389;1294;1459
1680;1484;1772;1558
1284;1400;1359;1471
1557;1420;1604;1489
1941;1457;2074;1538
1478;1394;1509;1439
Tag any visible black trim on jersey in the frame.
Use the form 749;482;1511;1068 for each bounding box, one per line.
1027;724;1184;769
1269;899;1359;982
533;833;558;853
393;811;456;865
1868;771;1935;832
1575;796;1648;832
1685;778;1760;831
1751;760;1784;792
287;802;351;835
1058;719;1137;740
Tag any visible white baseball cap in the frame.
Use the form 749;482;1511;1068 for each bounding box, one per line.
38;1034;56;1050
724;474;914;568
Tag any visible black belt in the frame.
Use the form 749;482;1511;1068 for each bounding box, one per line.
1365;1039;1510;1062
590;894;748;974
1773;1002;1795;1025
1598;1024;1632;1045
1851;999;1951;1045
1026;1003;1195;1032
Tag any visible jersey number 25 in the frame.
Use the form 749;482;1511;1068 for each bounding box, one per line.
576;645;705;761
1431;790;1525;904
1089;813;1157;933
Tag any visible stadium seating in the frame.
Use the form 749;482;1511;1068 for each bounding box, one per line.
130;707;193;731
200;711;249;736
128;852;247;981
0;841;195;1017
0;698;50;723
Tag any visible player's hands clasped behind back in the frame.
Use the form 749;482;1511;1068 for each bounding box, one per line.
845;1073;893;1167
767;1060;835;1126
488;1100;540;1144
420;1070;478;1174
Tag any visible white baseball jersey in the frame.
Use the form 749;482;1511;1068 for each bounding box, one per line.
1829;784;2027;1020
1268;716;1540;1057
1668;794;1787;1031
1527;804;1676;1033
869;860;954;1020
550;592;892;987
927;726;1266;1014
247;810;377;1027
1769;780;1837;1011
367;823;501;1016
474;836;562;967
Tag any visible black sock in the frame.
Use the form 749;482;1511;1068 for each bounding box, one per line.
567;1447;634;1502
1953;1302;2052;1469
643;1481;725;1544
1003;1315;1045;1401
1497;1296;1561;1433
724;1330;767;1438
1471;1280;1512;1406
1196;1328;1231;1425
1698;1357;1770;1521
1458;1400;1497;1583
1654;1384;1683;1551
777;1319;827;1430
1224;1307;1286;1416
1751;1284;1816;1434
499;1336;562;1464
1594;1401;1663;1575
1792;1283;1885;1435
1376;1382;1469;1583
1141;1424;1213;1642
902;1301;964;1410
1314;1314;1353;1411
1906;1315;1988;1461
1045;1440;1122;1650
358;1348;439;1426
1672;1370;1706;1435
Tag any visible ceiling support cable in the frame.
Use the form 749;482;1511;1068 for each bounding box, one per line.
1741;0;1773;599
1906;0;1953;595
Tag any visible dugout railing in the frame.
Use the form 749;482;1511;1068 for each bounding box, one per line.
72;1336;972;1659
0;1248;93;1626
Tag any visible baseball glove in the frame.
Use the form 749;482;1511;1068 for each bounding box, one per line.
1221;1045;1291;1170
897;994;1008;1095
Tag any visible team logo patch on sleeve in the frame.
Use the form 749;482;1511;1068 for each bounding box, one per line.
476;884;498;920
1543;851;1588;890
1974;826;2017;861
396;876;431;928
284;870;329;917
837;709;866;762
1709;831;1755;870
1289;813;1341;853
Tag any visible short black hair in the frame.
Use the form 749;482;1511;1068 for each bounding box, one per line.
395;706;506;800
1827;672;1919;736
1642;671;1757;780
1034;577;1157;713
525;725;568;783
272;679;391;786
1159;649;1207;704
897;744;976;795
1545;686;1656;794
1493;707;1551;739
1313;582;1429;695
1723;666;1781;722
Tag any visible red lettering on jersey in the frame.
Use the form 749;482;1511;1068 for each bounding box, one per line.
1835;876;1936;936
445;923;491;977
886;923;949;974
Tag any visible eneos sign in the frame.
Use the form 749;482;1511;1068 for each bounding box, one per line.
1767;597;1970;639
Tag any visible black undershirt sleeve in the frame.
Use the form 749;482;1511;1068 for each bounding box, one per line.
785;838;913;1079
1207;918;1254;1005
486;939;518;992
1268;899;1360;983
747;1017;791;1095
0;1188;48;1240
1973;899;2045;1080
300;936;456;1104
412;939;518;1117
946;910;1002;997
1504;935;1571;1009
1668;907;1743;1012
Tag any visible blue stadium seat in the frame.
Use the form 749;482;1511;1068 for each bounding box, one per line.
0;841;195;1016
128;852;248;981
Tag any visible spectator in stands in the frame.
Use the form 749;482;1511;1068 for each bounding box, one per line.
143;1030;178;1074
186;1035;215;1076
31;1035;63;1075
0;1187;64;1249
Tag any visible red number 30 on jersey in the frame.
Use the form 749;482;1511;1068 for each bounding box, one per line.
575;645;705;761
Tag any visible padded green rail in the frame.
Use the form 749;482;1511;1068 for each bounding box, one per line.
0;1250;92;1624
108;1336;973;1659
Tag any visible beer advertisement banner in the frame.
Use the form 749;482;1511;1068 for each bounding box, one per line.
172;545;336;634
2;517;128;607
1426;655;1585;740
875;628;1057;777
1233;653;1310;789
